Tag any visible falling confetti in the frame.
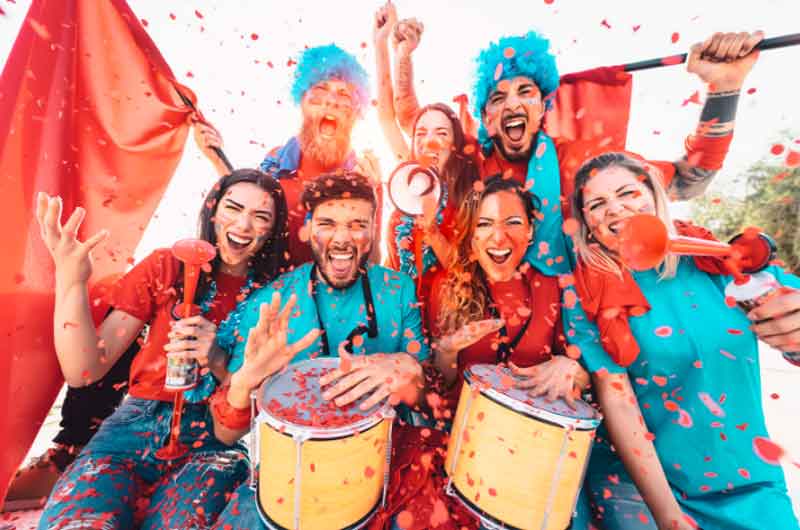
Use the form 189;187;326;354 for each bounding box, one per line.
753;436;785;465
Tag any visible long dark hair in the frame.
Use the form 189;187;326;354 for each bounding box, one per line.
411;103;479;206
178;168;289;304
437;175;539;335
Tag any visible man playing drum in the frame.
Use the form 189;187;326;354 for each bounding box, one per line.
208;171;430;529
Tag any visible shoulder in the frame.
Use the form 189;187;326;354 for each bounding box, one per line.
367;264;414;291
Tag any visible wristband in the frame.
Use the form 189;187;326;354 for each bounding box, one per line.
210;386;251;431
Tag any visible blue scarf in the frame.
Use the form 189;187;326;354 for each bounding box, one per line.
522;132;573;276
259;136;357;177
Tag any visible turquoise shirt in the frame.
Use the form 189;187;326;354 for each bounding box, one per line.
224;263;429;370
583;260;799;529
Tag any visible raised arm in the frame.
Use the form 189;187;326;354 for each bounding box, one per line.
392;18;424;136
36;193;144;387
595;372;696;530
669;31;762;200
373;1;410;163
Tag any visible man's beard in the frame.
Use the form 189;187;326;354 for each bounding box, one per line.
299;116;353;169
491;134;533;162
312;242;372;289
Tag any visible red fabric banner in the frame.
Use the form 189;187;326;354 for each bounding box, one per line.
545;65;633;201
0;0;196;504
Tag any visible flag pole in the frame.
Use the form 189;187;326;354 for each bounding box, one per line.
621;33;800;73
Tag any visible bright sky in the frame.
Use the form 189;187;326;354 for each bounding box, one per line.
2;0;799;260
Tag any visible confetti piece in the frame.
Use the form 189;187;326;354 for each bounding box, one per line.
671;32;680;43
652;375;667;387
771;144;785;156
632;24;641;32
753;436;784;465
677;409;693;428
698;392;725;417
654;326;673;338
194;9;204;19
600;18;612;29
396;511;414;529
746;87;757;95
364;465;375;478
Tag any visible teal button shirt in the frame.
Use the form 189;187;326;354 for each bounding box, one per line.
224;263;430;371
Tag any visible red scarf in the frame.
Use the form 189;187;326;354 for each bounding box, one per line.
574;220;729;367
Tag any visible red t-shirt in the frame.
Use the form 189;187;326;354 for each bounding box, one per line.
426;266;566;409
106;249;247;402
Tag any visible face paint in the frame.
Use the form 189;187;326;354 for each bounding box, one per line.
471;190;533;282
310;198;374;289
213;182;276;276
482;76;544;162
580;166;657;253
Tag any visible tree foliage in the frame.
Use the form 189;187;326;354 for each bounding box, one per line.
692;136;799;274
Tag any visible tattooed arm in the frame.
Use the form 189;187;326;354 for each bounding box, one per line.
392;18;424;136
373;2;410;163
669;31;762;200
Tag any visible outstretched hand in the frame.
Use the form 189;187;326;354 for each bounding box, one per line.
36;192;108;291
392;18;423;56
230;293;321;397
373;1;397;46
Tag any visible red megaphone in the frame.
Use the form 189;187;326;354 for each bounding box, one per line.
617;215;775;278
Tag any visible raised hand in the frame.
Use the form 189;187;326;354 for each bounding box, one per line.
373;1;397;46
319;349;423;410
511;356;587;409
191;116;229;176
687;30;763;91
355;149;384;186
230;293;321;396
393;17;424;57
36;192;108;291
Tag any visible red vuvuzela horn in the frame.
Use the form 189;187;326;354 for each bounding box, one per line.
616;215;775;280
156;238;216;461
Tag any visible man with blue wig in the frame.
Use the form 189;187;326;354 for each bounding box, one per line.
196;43;381;266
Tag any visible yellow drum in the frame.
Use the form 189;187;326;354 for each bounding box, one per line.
251;358;394;530
445;364;602;530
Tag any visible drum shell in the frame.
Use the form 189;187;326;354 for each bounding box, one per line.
257;416;390;530
445;378;597;530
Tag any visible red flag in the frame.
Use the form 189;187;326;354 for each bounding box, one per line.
0;0;196;503
545;65;634;202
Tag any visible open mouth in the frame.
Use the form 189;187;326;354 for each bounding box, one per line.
486;248;512;264
226;233;253;252
502;114;527;143
319;115;338;138
606;219;628;235
328;249;355;277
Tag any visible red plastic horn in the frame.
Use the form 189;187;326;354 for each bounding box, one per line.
616;215;774;279
156;238;216;461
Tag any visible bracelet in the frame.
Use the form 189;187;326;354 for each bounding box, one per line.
209;386;251;431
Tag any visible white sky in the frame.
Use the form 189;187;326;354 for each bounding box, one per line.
1;0;799;260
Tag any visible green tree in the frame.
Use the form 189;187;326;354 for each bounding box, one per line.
692;138;799;274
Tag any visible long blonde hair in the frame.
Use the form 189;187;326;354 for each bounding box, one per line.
571;152;678;280
436;176;538;335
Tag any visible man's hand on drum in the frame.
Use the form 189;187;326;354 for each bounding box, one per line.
319;349;424;411
36;192;109;292
687;30;763;91
164;315;218;369
510;356;589;409
228;293;321;408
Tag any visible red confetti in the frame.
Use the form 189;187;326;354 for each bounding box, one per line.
364;465;375;478
140;18;148;27
652;375;668;387
682;91;701;106
786;150;800;168
671;32;680;43
488;487;497;496
654;325;673;338
251;33;259;40
169;13;176;20
746;87;757;94
194;9;204;19
738;468;751;479
600;18;612;29
771;144;785;156
727;328;743;335
753;436;785;465
632;25;641;32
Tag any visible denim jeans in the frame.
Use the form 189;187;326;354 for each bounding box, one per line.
38;397;248;530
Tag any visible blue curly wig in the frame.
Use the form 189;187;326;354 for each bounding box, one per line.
290;44;370;115
473;32;560;150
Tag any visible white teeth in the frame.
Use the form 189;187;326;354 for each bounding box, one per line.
227;234;253;245
487;249;512;257
329;252;353;260
324;115;336;121
504;118;525;128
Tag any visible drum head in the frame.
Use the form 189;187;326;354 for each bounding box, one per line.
465;363;601;428
257;358;388;433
